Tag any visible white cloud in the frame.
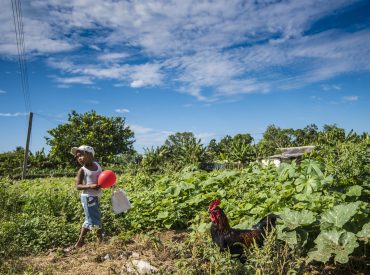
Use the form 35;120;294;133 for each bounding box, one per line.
98;52;130;62
342;96;358;102
0;89;7;94
310;95;322;101
129;123;217;150
1;0;369;102
129;63;163;88
130;80;145;88
321;84;342;91
216;79;270;96
48;59;163;88
194;132;216;142
89;45;101;51
0;1;77;56
56;84;70;89
129;124;171;149
129;124;152;134
55;76;93;85
115;108;130;113
0;112;27;117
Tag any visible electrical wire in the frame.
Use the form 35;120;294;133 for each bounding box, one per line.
11;0;31;112
33;113;66;126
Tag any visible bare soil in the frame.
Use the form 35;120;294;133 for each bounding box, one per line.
18;230;189;274
6;230;369;274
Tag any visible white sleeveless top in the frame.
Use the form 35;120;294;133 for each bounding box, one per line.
81;162;102;197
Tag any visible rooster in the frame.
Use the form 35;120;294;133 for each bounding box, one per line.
208;199;278;263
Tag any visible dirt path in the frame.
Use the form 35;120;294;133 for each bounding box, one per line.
19;231;189;274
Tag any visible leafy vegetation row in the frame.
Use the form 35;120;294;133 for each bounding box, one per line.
1;158;369;269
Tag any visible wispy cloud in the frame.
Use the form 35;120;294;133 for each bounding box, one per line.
129;63;163;88
0;112;27;117
194;132;216;143
115;108;130;113
56;84;70;89
129;124;153;134
98;52;130;62
342;96;359;102
321;84;342;91
48;59;163;88
0;1;76;56
129;123;216;150
1;0;369;101
55;76;93;85
86;100;100;105
128;124;171;149
0;89;7;94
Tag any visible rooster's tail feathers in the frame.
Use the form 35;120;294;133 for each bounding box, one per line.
252;214;279;231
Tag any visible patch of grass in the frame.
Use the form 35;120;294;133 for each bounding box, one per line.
174;230;306;274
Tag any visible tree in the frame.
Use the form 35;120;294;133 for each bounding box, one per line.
164;132;206;169
141;146;169;172
257;125;295;157
294;124;319;146
227;134;255;163
205;139;220;161
216;134;255;163
46;110;135;166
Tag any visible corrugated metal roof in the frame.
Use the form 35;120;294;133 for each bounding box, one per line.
269;145;316;159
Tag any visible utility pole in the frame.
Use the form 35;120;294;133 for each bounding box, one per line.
22;112;33;179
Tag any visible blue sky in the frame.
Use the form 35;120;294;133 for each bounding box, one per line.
1;0;369;153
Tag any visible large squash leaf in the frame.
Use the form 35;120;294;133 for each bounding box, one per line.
278;208;316;230
276;226;297;247
356;222;370;243
320;202;360;229
308;229;359;264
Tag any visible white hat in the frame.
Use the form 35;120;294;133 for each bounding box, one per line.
70;145;95;156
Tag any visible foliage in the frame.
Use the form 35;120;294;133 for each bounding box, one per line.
207;134;256;164
294;124;319;146
46;110;135;166
0;147;24;176
141;132;207;172
1;120;369;273
2;123;368;178
313;139;370;186
164;132;207;169
257;125;296;157
2;157;368;268
0;147;58;177
141;146;169;173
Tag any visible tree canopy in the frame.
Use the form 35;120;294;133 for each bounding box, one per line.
46;110;135;166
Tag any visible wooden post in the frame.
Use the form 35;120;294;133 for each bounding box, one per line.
22;112;33;179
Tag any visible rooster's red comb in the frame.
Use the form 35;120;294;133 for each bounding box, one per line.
209;199;221;211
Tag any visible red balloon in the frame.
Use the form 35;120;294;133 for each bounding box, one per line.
98;170;117;188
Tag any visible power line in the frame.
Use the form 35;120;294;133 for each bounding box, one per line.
34;113;64;126
11;0;31;112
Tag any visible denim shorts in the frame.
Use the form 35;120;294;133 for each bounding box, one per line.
81;195;101;229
